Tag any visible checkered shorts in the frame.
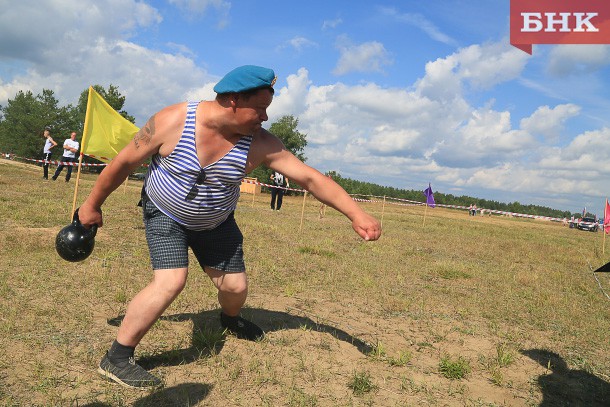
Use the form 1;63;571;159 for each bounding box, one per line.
141;192;245;272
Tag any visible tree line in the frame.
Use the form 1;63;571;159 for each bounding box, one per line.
0;85;133;163
326;172;575;219
0;87;575;219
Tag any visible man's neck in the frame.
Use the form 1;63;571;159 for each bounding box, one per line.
199;100;244;141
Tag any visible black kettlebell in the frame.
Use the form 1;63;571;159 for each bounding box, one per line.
55;208;98;262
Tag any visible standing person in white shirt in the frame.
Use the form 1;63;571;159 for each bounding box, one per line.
52;132;79;182
270;171;289;210
41;127;57;179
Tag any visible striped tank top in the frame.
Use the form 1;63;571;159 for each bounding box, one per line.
145;101;252;231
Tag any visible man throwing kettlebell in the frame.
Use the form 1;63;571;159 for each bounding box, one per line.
79;65;381;389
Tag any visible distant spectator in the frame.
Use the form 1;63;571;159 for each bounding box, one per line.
469;204;477;216
52;132;79;182
41;127;57;180
270;171;289;211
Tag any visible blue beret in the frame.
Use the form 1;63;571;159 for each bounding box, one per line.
213;65;277;94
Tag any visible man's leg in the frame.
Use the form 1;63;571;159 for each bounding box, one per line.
206;268;264;341
52;160;64;180
270;188;277;209
65;158;74;182
117;268;188;345
205;268;247;317
276;190;284;210
42;153;50;179
98;268;188;388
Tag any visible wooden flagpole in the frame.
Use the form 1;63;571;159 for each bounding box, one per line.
70;87;94;220
422;203;428;227
70;154;85;219
299;191;308;234
380;195;386;228
602;198;608;254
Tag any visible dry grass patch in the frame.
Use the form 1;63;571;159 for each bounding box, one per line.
0;160;609;406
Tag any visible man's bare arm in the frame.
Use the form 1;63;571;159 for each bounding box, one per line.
253;131;381;241
78;115;163;227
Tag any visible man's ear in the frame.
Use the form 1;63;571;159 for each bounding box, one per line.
229;93;239;109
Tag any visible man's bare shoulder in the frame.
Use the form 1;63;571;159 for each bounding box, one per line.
253;128;283;147
247;129;288;169
132;102;189;154
154;102;188;128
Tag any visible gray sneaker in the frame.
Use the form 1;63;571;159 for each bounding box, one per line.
98;353;162;389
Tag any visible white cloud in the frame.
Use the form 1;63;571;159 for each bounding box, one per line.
290;37;317;51
0;1;215;125
322;18;342;30
168;0;231;27
540;127;610;168
416;42;529;100
166;42;197;58
520;104;580;142
446;126;610;202
379;7;457;46
266;43;607;207
183;82;217;105
547;45;610;77
0;0;162;67
271;57;537;180
277;37;318;53
333;37;392;75
432;108;536;168
269;68;312;119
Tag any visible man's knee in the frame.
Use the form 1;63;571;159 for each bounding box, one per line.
153;269;188;297
222;276;247;295
210;270;248;295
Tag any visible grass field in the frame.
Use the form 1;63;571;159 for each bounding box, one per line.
0;158;609;406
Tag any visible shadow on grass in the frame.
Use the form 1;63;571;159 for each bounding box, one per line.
521;349;609;406
81;382;211;407
108;307;372;369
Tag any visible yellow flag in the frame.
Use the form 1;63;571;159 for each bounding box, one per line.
81;87;139;163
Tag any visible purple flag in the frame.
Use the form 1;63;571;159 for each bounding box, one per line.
423;183;435;208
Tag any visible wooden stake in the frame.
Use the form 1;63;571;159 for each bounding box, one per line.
602;198;608;254
299;191;308;234
381;196;386;228
422;203;428;227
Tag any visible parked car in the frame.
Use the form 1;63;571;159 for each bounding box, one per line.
577;217;598;232
128;172;146;181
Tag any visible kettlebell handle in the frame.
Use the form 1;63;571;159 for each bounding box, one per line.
73;208;98;237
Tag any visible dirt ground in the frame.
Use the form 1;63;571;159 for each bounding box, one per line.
0;157;609;406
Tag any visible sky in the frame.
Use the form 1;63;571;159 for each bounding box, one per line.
1;0;610;215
